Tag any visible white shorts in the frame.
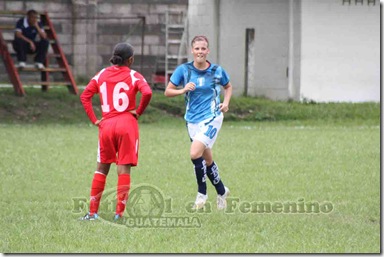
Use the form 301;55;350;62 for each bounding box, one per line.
187;113;224;149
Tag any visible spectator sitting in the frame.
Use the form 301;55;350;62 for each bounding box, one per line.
12;9;49;70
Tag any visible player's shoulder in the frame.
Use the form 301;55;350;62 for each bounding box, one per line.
210;63;227;74
91;67;108;82
184;61;194;68
172;62;192;76
16;17;24;27
129;69;149;85
208;62;221;70
175;61;192;71
130;68;144;78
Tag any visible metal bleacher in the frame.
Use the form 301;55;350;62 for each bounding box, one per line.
0;10;78;96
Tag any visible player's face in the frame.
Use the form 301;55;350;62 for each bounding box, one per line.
191;40;209;65
27;13;38;26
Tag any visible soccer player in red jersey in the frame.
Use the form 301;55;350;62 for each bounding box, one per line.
80;42;152;221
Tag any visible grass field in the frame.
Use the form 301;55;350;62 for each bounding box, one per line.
0;122;380;253
0;118;380;253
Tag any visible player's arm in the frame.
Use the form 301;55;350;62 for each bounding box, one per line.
15;30;37;52
14;20;30;43
80;80;99;125
164;81;195;97
14;19;37;51
164;65;195;97
15;30;32;43
219;82;232;113
34;21;47;40
135;80;152;117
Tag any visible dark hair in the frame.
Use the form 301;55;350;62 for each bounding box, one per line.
191;35;209;47
109;42;134;65
27;9;38;16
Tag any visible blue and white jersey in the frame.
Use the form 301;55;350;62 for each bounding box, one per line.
170;61;230;123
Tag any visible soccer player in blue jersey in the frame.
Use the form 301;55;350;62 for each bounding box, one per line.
164;35;233;210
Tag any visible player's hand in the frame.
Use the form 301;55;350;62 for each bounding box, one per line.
94;118;103;126
129;110;139;119
183;82;196;93
29;41;36;52
219;103;229;113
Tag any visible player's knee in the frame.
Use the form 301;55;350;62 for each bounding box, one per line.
190;140;206;160
190;150;202;160
40;39;49;49
205;159;213;166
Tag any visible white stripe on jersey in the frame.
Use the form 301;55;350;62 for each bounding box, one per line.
130;69;148;84
92;68;107;83
130;70;139;85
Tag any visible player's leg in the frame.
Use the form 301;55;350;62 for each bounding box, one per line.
190;139;208;195
80;162;111;220
81;120;116;220
114;114;137;220
12;37;28;67
115;164;131;220
188;120;210;209
89;163;111;215
199;114;229;210
34;39;49;65
203;148;225;195
203;149;230;210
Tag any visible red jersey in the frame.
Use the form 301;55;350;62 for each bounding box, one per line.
80;65;152;124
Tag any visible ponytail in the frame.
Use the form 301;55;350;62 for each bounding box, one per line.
109;55;124;65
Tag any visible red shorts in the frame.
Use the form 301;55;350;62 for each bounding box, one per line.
97;113;139;166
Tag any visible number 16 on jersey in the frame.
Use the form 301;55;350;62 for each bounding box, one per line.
100;82;130;113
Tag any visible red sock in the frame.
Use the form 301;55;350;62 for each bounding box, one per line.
115;174;131;216
89;172;106;215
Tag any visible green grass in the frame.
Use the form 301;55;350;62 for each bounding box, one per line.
0;87;380;125
0;86;380;253
0;121;380;253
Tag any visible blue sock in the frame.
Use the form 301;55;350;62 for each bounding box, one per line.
206;161;225;195
192;157;207;195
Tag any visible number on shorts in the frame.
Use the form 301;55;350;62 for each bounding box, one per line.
204;125;217;139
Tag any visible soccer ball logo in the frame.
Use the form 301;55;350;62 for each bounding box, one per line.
127;185;164;218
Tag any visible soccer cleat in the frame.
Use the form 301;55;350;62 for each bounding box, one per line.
79;212;98;221
35;62;45;70
217;187;230;210
17;62;26;69
114;214;122;221
193;192;208;209
113;214;127;224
